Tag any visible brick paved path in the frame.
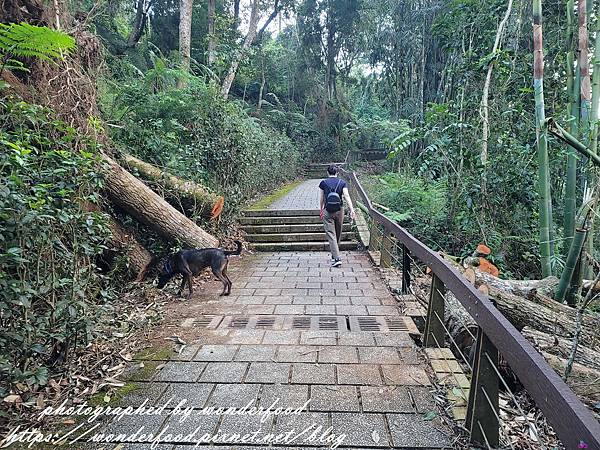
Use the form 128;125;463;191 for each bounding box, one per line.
93;251;450;449
267;179;321;210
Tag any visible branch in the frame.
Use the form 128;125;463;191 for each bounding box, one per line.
545;118;600;167
255;0;281;44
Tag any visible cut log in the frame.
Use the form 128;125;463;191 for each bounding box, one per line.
488;286;600;351
100;154;219;249
464;267;559;297
83;202;153;281
539;351;600;404
121;153;224;219
522;327;600;371
106;216;154;281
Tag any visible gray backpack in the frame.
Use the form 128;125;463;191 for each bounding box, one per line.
325;179;343;213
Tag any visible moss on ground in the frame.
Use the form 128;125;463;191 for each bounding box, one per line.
248;180;303;210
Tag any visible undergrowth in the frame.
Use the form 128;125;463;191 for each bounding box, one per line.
0;99;116;410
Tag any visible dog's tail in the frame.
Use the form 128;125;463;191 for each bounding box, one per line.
224;240;243;256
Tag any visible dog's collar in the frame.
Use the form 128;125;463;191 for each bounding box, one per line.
163;260;173;276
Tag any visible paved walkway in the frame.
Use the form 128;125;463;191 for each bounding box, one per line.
90;185;451;449
268;179;321;210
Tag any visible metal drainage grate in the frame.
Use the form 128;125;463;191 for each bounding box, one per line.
319;316;342;330
291;317;312;329
229;317;250;328
356;317;382;331
256;317;276;329
180;315;223;329
385;317;409;332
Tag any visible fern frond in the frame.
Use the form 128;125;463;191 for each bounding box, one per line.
0;23;76;63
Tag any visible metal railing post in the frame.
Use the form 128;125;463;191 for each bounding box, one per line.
369;222;382;252
423;274;445;347
401;244;411;294
466;327;500;448
380;232;395;268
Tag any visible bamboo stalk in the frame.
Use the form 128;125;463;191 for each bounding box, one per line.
563;0;577;256
555;227;587;303
533;0;553;277
584;19;600;279
546;119;600;167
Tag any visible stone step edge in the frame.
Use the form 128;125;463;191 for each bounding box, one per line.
246;232;355;243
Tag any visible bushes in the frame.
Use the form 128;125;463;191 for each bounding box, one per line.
369;173;450;250
105;76;303;215
0;100;113;396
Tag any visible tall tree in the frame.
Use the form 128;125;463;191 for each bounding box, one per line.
178;0;193;87
480;0;513;190
533;0;553;276
564;0;578;256
221;0;259;98
207;0;216;65
127;0;150;47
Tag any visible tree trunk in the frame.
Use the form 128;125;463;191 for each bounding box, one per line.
126;0;148;48
521;327;600;371
255;0;280;44
100;154;219;249
487;285;599;350
83;202;154;281
583;16;600;279
220;0;259;99
578;0;591;128
121;153;224;219
457;266;600;350
480;0;513;166
325;11;337;102
591;20;600;156
462;267;559;297
207;0;216;66
532;0;553;276
564;0;578;256
555;227;587;303
178;0;193;87
538;351;600;404
233;0;240;29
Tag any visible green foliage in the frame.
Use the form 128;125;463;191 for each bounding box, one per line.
103;74;303;216
0;99;113;396
0;23;76;73
371;173;449;249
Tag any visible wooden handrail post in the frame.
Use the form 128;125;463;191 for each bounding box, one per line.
401;244;411;294
380;232;395;268
423;274;445;347
466;327;500;448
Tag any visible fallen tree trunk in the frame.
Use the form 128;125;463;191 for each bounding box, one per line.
521;327;600;371
457;267;600;351
539;351;600;404
121;153;224;220
100;154;219;249
488;285;600;351
83;202;154;281
461;265;559;297
105;216;154;281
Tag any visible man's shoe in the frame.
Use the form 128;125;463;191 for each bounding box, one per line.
332;259;342;267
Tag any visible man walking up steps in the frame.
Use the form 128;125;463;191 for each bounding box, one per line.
319;165;356;267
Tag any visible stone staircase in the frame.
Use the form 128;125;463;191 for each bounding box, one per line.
241;209;359;251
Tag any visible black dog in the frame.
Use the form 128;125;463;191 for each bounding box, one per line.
157;241;242;298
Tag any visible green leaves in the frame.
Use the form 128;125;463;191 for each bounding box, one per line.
0;98;112;396
0;23;76;73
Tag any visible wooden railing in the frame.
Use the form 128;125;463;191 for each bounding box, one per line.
340;167;600;449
